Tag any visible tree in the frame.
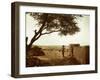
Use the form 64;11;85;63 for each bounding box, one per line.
26;12;80;51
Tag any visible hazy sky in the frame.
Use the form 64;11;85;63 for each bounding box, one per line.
26;13;90;46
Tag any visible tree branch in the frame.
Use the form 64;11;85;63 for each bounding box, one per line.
34;29;38;34
35;33;41;40
28;14;48;48
41;30;61;35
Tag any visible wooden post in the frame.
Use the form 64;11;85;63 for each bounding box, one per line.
62;45;65;57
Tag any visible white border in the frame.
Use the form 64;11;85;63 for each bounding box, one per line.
19;5;95;74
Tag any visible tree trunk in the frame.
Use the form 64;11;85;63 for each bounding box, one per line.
26;14;48;52
26;35;41;52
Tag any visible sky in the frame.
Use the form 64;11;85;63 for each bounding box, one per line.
26;13;90;46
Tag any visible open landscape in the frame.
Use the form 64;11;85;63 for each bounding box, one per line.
25;12;90;67
26;44;89;67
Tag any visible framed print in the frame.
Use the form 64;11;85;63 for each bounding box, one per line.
11;2;98;78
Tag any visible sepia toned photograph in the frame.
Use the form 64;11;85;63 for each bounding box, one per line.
11;2;97;78
26;12;90;67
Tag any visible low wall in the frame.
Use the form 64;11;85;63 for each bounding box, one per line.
73;46;89;64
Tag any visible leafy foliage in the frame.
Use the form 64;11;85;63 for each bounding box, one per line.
26;12;81;50
28;12;80;36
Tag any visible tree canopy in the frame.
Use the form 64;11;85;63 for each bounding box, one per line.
26;12;80;50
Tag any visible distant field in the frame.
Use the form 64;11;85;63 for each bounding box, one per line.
33;45;69;59
26;45;89;67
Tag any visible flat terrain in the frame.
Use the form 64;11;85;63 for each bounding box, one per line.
26;45;81;67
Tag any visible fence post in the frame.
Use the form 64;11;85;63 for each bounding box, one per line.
62;45;65;57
